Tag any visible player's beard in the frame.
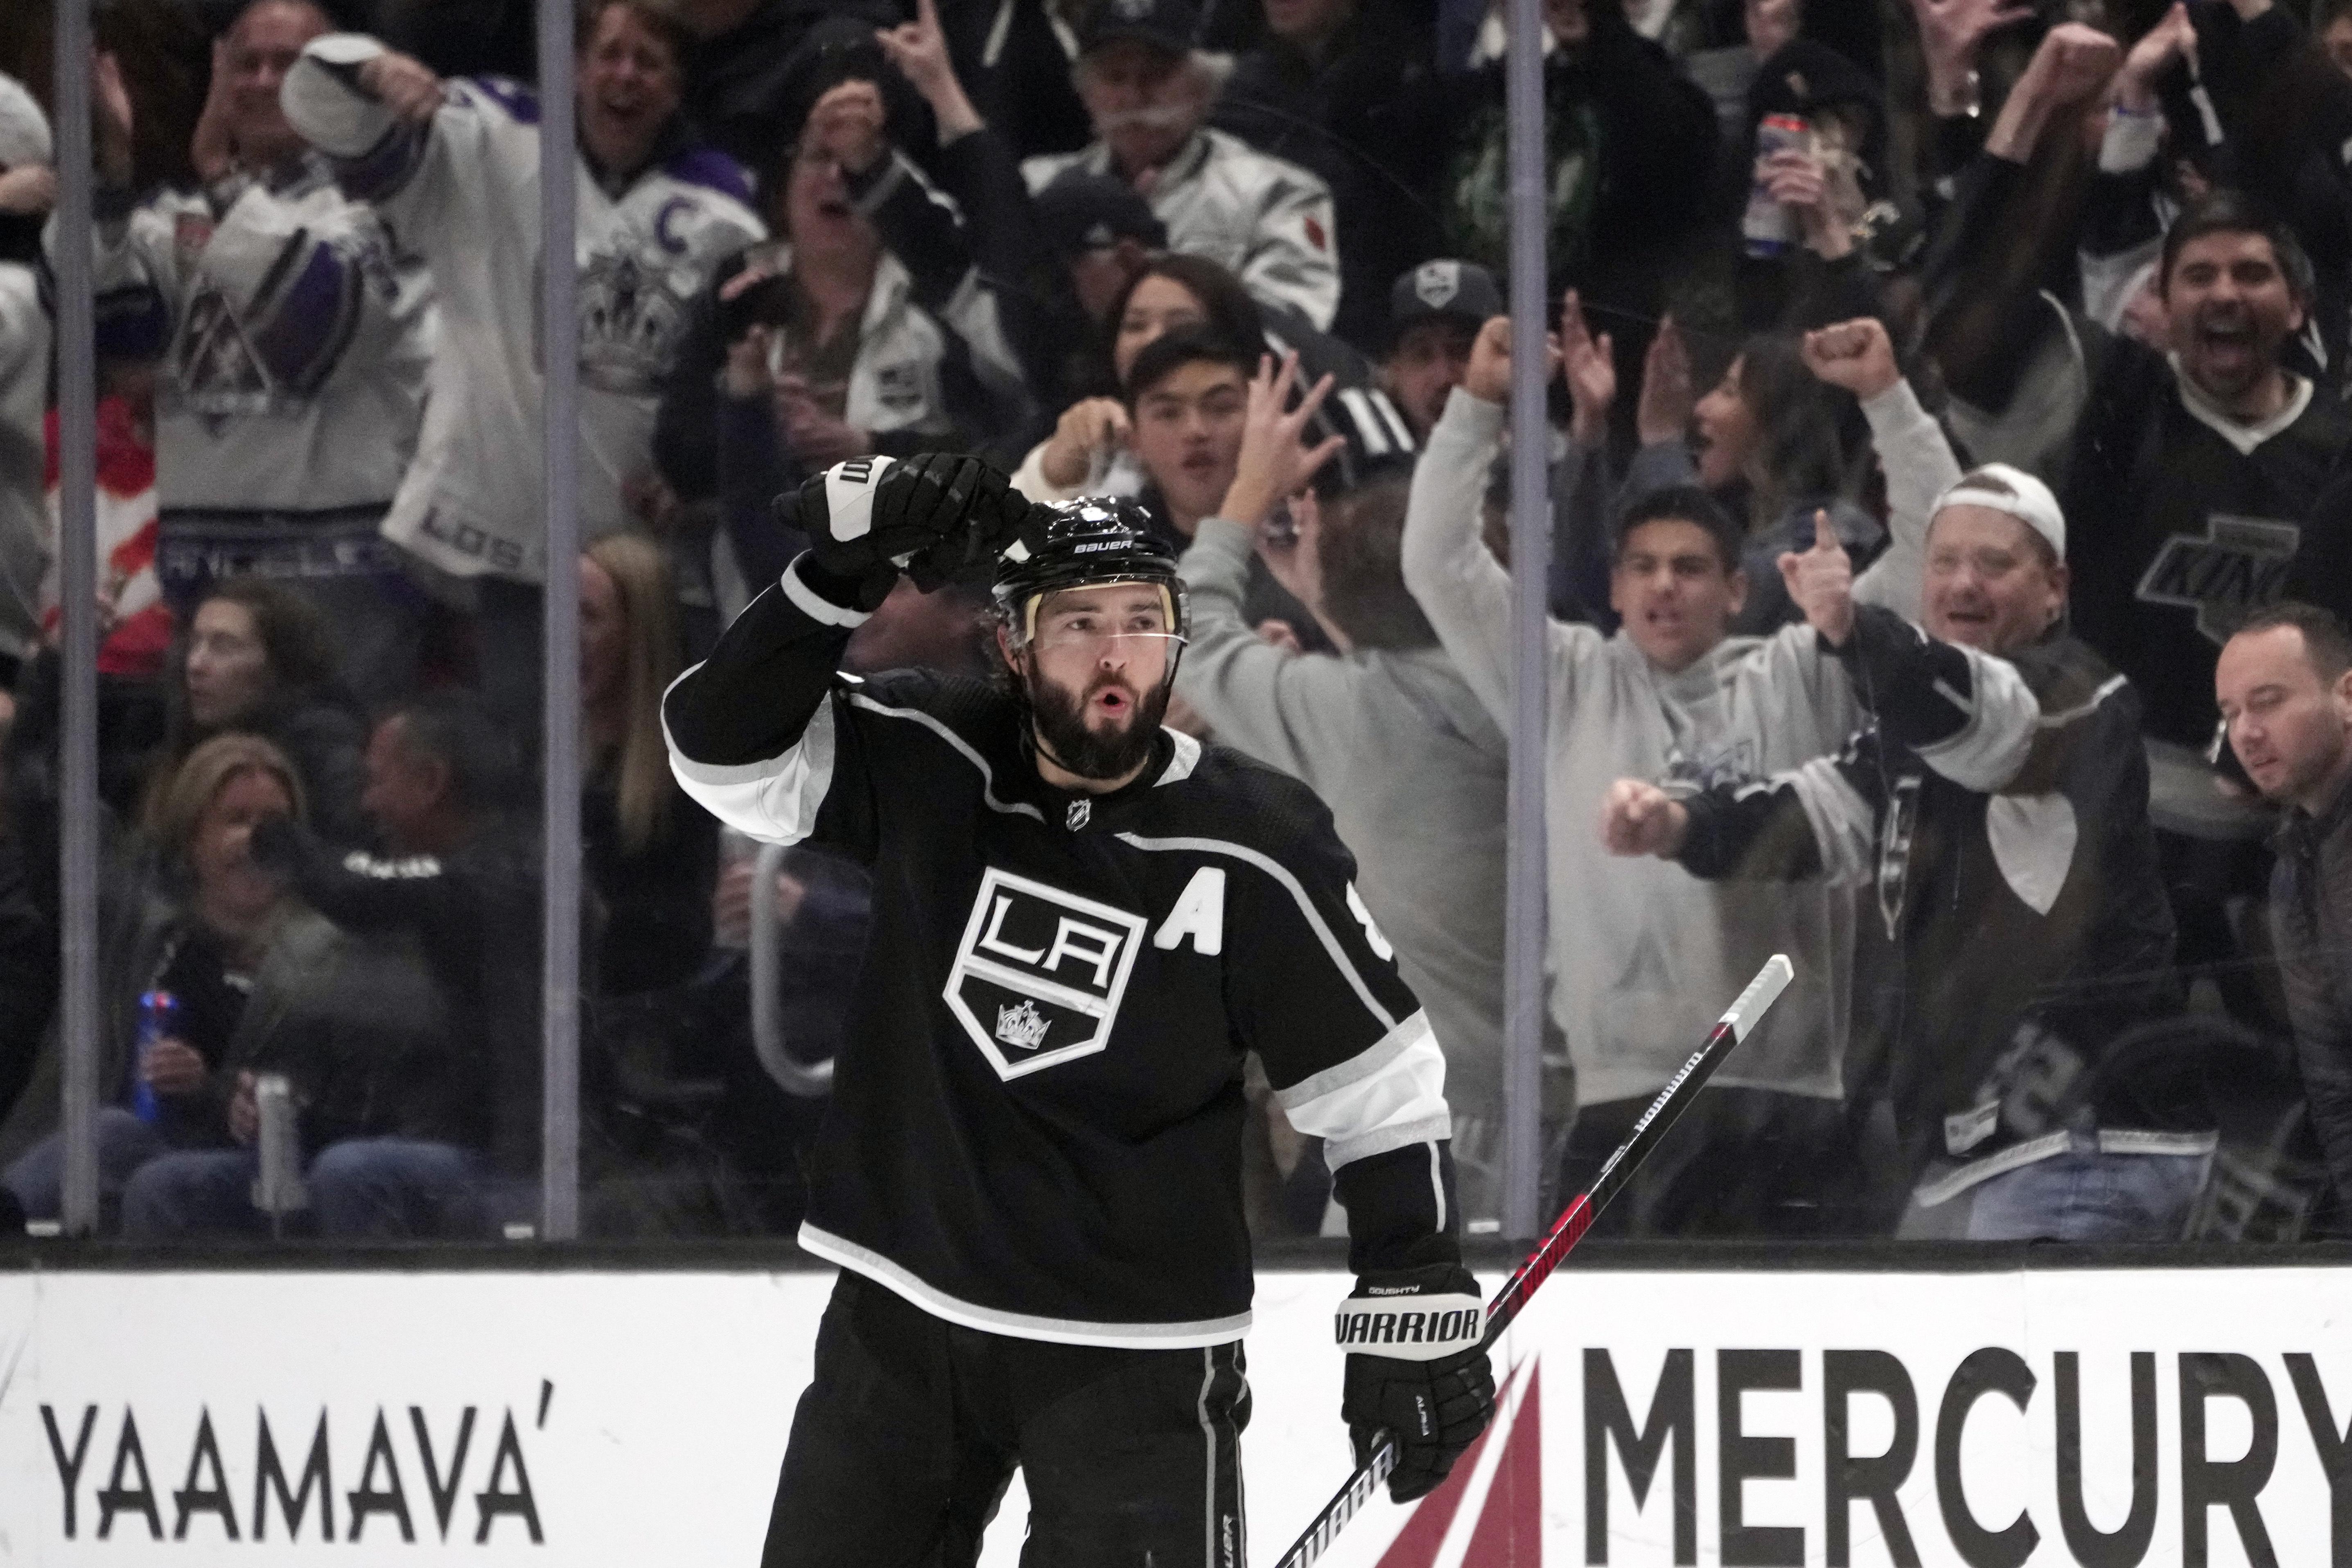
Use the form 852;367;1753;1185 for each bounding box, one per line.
1026;667;1169;781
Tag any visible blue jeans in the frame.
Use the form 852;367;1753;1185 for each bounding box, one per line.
120;1147;264;1238
122;1138;485;1239
1965;1146;2214;1241
4;1107;171;1221
309;1138;483;1236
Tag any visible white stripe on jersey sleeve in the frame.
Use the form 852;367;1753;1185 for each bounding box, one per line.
1275;1010;1451;1171
1912;646;2037;792
781;555;874;629
661;672;840;846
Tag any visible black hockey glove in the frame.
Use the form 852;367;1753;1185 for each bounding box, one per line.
1338;1264;1494;1503
780;453;1031;609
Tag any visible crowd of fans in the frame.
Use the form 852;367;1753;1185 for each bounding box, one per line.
2;0;2351;1244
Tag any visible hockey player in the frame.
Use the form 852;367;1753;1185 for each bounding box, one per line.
663;453;1493;1564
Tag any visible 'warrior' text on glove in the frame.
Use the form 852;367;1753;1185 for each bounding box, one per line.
1338;1265;1495;1503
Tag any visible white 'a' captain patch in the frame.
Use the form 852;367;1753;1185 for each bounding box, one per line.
1153;867;1226;955
944;869;1148;1078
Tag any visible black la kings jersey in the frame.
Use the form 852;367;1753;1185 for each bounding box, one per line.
664;557;1463;1348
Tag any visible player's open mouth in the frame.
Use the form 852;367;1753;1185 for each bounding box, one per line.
1092;687;1132;716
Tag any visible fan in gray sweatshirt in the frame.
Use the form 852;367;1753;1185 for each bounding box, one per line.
1175;481;1519;1225
1399;372;1940;1220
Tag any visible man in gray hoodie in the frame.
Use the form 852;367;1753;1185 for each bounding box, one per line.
1174;352;1520;1226
1400;318;1932;1234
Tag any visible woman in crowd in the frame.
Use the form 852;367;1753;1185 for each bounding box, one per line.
117;722;477;1239
137;578;366;845
0;733;307;1222
1015;253;1267;503
1566;316;1872;634
654;68;1031;626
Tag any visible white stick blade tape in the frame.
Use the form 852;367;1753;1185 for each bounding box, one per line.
1720;954;1794;1042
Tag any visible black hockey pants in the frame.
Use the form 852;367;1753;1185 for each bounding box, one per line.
761;1272;1250;1568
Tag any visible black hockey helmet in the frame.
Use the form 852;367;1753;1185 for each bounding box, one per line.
991;496;1189;649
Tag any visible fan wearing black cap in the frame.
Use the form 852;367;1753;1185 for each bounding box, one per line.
663;453;1492;1565
1023;0;1346;331
1380;258;1503;440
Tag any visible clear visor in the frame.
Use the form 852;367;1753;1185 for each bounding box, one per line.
1030;628;1190;659
1014;580;1181;650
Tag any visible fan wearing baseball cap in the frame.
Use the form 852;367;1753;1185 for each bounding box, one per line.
1022;0;1345;331
1034;169;1170;323
1605;467;2212;1241
1380;260;1502;439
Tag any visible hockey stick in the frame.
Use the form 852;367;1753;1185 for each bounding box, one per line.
1271;954;1796;1568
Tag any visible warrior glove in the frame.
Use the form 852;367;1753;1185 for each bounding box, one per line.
781;453;1033;610
1338;1264;1495;1503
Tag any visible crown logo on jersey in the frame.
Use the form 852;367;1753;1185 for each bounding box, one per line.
171;285;281;425
995;999;1053;1053
578;250;691;395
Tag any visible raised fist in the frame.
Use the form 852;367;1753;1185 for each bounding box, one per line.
1801;317;1901;401
785;453;1032;607
1598;778;1691;858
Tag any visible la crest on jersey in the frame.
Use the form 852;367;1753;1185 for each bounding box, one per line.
946;869;1149;1079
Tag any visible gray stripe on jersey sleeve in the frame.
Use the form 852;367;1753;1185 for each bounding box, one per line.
1271;1008;1425;1112
1279;1012;1453;1172
848;695;1047;821
661;677;838;846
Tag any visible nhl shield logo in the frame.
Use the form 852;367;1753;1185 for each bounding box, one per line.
1413;261;1463;309
945;869;1147;1078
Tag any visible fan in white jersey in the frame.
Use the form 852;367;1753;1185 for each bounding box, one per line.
280;1;764;589
61;4;432;701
